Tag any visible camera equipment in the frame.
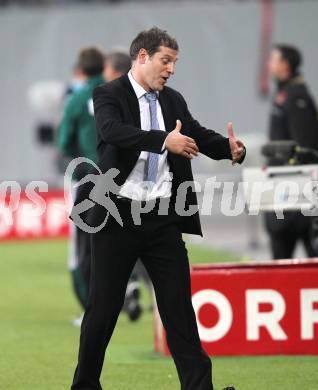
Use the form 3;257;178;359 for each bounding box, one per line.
243;141;318;213
261;140;318;166
243;141;318;255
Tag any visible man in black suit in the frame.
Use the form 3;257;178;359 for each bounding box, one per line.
71;27;245;390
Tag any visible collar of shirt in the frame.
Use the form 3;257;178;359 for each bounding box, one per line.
128;70;159;100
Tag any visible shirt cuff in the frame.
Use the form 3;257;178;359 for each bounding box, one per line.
161;139;167;153
237;146;246;164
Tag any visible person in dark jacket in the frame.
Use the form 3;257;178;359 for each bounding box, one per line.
71;27;245;390
265;44;318;259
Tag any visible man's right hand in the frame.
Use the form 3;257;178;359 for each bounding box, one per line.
165;120;198;159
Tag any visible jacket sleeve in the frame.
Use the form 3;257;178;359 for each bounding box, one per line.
286;94;318;149
177;92;246;163
93;86;167;153
57;97;78;157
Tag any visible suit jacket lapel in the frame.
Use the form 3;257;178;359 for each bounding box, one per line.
158;88;175;133
158;88;183;173
120;74;141;128
121;75;174;132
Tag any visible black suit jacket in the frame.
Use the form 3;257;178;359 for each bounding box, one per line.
269;76;318;151
76;74;236;236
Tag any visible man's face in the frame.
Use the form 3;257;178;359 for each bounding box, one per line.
140;46;178;91
268;49;289;80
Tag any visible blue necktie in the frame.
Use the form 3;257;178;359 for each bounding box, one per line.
144;92;159;183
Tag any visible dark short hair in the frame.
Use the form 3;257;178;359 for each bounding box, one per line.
129;27;179;60
106;51;132;75
78;47;105;77
274;44;302;75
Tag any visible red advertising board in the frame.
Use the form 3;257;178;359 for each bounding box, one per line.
0;190;69;240
154;260;318;356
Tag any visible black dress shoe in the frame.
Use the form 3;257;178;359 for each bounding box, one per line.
123;281;143;322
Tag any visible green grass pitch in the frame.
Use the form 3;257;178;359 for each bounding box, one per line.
0;239;317;389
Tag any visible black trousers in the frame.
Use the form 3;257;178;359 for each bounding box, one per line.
72;226;91;309
268;229;315;259
264;212;316;259
71;200;212;390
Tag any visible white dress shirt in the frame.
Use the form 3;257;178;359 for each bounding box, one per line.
118;71;172;201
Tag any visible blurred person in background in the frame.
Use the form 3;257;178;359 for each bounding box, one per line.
103;50;132;82
264;44;318;259
65;63;87;100
58;47;105;326
56;63;87;175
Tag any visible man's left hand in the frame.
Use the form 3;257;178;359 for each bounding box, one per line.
227;122;245;165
